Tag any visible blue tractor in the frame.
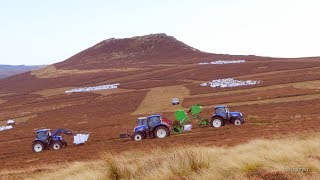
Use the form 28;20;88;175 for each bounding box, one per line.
120;114;172;141
211;105;245;128
32;128;73;153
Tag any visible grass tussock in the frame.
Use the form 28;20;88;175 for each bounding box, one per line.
3;134;320;180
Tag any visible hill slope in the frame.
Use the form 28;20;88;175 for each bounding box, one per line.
0;33;320;172
0;65;44;79
0;33;274;94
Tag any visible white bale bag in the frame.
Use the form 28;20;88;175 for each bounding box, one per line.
184;124;192;131
4;125;13;130
73;134;81;144
83;134;90;141
7;119;15;125
73;133;90;145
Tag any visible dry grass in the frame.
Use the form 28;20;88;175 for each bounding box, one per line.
0;114;37;127
0;93;16;97
132;85;190;115
33;87;74;97
220;93;320;107
0;99;6;105
31;65;144;78
33;87;134;97
14;114;38;124
4;134;319;180
133;80;320;114
293;80;320;89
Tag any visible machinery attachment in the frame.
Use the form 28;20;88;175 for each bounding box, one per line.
172;104;209;133
188;104;209;125
172;110;190;133
120;129;131;139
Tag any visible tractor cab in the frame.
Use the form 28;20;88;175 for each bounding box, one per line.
137;117;147;126
135;115;171;129
214;106;230;120
147;115;162;128
211;105;245;128
35;129;51;142
121;114;171;141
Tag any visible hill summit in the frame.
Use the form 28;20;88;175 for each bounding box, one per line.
55;33;203;70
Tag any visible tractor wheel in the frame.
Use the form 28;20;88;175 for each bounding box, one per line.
32;141;45;153
51;141;62;150
234;119;242;126
154;126;169;139
133;132;144;141
211;117;223;128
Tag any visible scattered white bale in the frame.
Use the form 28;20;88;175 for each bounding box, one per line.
65;83;120;93
184;124;192;131
199;60;246;65
0;119;15;132
7;119;15;125
201;78;260;88
73;133;90;144
200;83;208;87
4;125;13;130
0;125;13;131
198;62;209;65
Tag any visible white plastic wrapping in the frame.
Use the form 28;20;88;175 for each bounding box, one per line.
184;124;192;131
73;134;90;144
7;119;15;124
199;60;246;65
65;83;120;93
200;78;260;88
0;125;13;131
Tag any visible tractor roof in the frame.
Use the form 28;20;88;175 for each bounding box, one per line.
214;105;227;109
149;114;161;117
36;129;50;133
137;117;147;120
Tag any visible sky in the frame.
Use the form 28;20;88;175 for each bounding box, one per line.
0;0;319;65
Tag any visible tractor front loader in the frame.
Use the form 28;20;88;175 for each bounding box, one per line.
32;128;90;153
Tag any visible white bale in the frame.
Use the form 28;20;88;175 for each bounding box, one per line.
84;134;89;142
7;119;15;124
199;60;246;65
201;78;260;88
73;134;81;144
0;125;13;131
65;83;120;93
184;124;192;131
73;133;90;144
4;125;13;130
200;83;208;87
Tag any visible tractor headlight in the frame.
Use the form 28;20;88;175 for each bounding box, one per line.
240;113;243;117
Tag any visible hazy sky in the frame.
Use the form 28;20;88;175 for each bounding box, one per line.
1;0;319;65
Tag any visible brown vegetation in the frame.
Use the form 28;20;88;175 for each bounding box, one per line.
0;34;320;178
2;134;319;179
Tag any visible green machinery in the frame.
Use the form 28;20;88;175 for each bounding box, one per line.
172;104;209;133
